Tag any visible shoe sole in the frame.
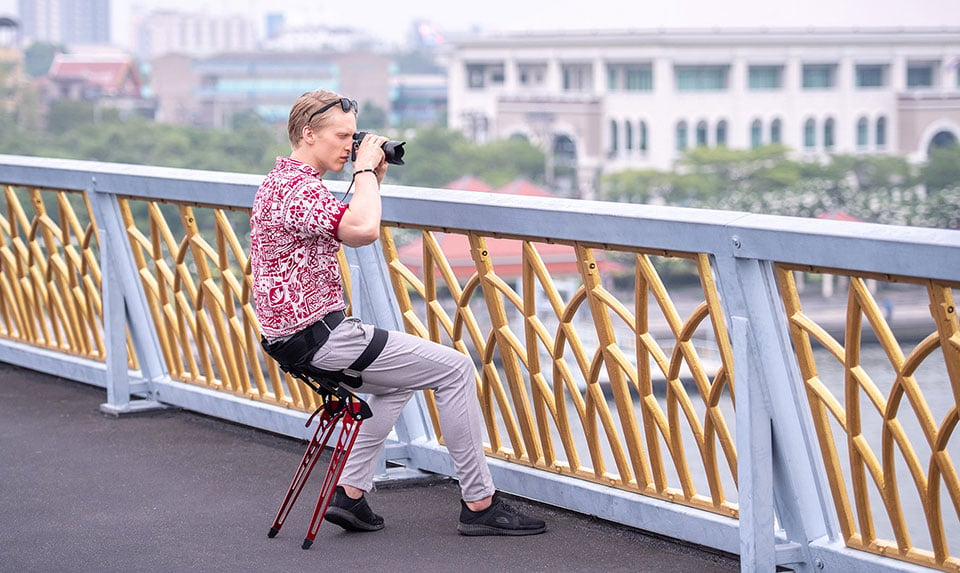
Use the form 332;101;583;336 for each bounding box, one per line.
323;506;384;532
457;523;547;536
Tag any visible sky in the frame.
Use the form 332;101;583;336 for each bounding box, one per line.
0;0;958;48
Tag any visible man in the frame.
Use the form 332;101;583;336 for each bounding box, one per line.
249;89;546;536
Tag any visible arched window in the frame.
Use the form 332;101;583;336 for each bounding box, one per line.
716;120;728;147
625;121;634;151
609;119;619;155
770;118;782;144
876;116;887;148
676;120;688;151
856;117;869;148
751;119;763;148
929;130;959;155
696;120;708;146
824;117;835;150
804;118;817;149
639;120;648;153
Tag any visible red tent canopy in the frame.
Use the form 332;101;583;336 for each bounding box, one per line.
815;210;862;222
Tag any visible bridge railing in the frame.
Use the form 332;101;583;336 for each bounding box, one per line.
1;154;957;572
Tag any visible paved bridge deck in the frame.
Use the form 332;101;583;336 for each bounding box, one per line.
0;362;738;572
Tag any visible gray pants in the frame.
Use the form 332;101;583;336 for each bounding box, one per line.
309;317;496;502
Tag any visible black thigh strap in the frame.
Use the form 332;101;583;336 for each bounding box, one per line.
345;327;389;375
305;327;389;389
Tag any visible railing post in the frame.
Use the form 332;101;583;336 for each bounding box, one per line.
87;177;165;415
714;238;831;572
345;241;435;481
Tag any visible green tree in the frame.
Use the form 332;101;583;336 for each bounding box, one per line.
919;146;960;194
467;137;545;187
358;102;387;132
387;126;545;189
23;42;64;78
600;169;672;203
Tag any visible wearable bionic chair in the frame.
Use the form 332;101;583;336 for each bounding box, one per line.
266;366;373;550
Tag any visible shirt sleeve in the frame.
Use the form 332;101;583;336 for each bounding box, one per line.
281;178;349;239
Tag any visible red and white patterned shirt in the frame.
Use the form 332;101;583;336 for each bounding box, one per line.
250;157;349;339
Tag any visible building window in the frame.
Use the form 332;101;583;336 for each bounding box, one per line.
462;112;489;143
855;64;886;88
804;118;817;149
802;64;836;89
609;119;619;155
467;65;485;88
519;64;546;87
625;66;653;91
676;120;688;151
770;118;782;144
716;120;728;147
466;64;503;89
696;120;708;146
857;117;869;148
748;65;783;90
751;119;763;148
824;117;835;150
639;120;648;152
907;63;935;88
607;64;652;91
876;116;887;148
562;63;593;92
675;65;729;91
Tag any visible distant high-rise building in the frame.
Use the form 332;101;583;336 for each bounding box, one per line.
18;0;110;46
61;0;110;45
265;12;284;41
136;11;257;60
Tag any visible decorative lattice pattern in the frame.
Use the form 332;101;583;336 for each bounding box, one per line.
777;266;960;571
0;185;138;366
380;227;738;516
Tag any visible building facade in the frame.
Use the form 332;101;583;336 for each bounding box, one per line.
18;0;110;46
134;11;257;61
151;51;392;129
45;52;153;118
447;28;960;195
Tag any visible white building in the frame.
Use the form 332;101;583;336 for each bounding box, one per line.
447;28;960;195
135;10;257;60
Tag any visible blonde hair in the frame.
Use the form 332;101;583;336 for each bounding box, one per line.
287;89;344;147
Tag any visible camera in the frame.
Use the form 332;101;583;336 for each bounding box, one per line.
351;131;406;165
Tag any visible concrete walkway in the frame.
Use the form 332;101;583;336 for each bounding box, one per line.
0;362;738;573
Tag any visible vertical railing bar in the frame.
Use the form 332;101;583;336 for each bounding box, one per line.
97;192;129;411
731;310;777;571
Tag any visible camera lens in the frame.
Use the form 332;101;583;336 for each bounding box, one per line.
351;131;406;165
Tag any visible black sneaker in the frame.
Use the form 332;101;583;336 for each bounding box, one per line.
324;486;384;532
457;494;547;536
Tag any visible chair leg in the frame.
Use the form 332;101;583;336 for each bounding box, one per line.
301;406;363;549
267;407;342;539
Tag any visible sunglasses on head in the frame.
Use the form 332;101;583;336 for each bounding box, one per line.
307;98;358;123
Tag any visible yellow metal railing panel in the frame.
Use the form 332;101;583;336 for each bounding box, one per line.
0;184;137;368
380;226;738;517
116;197;341;413
777;265;960;571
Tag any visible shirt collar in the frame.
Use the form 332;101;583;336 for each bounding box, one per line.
276;156;320;178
